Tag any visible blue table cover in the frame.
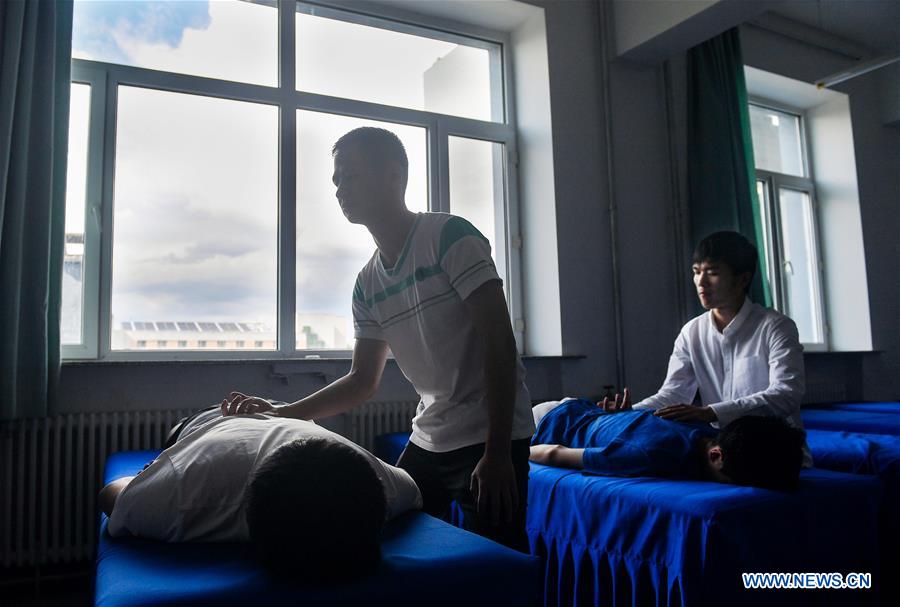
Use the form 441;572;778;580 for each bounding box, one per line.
96;451;541;607
810;402;900;415
374;431;412;465
807;428;900;605
802;408;900;436
376;431;880;606
526;463;879;607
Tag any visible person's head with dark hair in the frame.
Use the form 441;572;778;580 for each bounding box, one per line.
701;416;805;491
331;128;409;226
243;437;387;583
691;231;759;322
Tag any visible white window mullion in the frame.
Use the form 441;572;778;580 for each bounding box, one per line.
434;121;450;213
502;141;525;352
96;71;119;359
63;65;106;359
278;0;298;356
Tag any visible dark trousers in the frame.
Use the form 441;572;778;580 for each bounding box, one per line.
397;438;531;553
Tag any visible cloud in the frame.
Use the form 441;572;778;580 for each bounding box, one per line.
72;0;212;63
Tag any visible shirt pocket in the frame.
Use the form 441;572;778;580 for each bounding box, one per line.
733;355;770;395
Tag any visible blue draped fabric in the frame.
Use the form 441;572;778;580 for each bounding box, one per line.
809;402;900;415
374;431;410;466
0;0;72;420
802;409;900;436
526;462;878;607
96;451;541;607
807;428;900;605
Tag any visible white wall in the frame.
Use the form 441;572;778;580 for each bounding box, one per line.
512;6;562;357
807;94;873;351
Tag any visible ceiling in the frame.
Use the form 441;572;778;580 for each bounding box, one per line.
767;0;900;55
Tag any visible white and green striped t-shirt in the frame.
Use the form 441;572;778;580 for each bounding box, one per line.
352;212;534;453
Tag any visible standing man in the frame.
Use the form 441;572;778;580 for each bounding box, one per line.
605;231;810;464
222;127;534;550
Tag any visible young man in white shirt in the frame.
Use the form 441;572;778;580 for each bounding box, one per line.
99;408;422;582
606;231;809;463
220;128;535;551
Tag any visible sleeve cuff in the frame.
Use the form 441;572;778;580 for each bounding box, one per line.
353;328;385;341
454;264;501;301
708;401;737;427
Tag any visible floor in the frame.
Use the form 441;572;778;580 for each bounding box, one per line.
1;564;93;607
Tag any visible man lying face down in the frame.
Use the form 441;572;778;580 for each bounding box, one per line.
529;398;805;491
98;408;422;582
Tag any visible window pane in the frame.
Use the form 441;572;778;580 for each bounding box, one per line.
62;83;92;345
749;105;805;176
111;87;278;351
296;11;495;121
778;188;822;343
755;180;773;297
448;136;505;272
296;111;427;349
72;0;277;86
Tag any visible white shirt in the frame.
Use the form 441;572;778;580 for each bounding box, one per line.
108;415;422;542
352;213;534;452
633;299;810;464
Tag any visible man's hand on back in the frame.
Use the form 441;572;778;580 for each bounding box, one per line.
654;404;717;423
470;451;519;527
221;391;275;416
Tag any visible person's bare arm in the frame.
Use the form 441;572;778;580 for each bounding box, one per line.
464;280;520;526
529;445;585;469
98;476;135;518
221;338;390;419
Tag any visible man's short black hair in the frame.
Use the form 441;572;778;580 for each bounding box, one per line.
243;437;387;583
332;127;408;171
714;416;805;491
692;231;758;291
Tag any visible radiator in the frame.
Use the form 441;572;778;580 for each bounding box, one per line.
803;380;848;405
0;401;416;568
348;400;417;452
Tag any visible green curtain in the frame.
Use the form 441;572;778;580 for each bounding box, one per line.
0;0;73;420
687;28;771;307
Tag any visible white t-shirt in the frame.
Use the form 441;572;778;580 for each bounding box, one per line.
352;212;535;453
108;414;422;542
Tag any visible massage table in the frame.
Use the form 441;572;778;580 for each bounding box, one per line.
802;404;900;436
813;402;900;415
374;431;881;607
95;450;541;607
807;428;900;606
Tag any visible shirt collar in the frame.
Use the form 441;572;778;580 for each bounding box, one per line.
706;297;753;335
723;297;753;335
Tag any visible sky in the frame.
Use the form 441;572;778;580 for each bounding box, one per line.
66;0;497;349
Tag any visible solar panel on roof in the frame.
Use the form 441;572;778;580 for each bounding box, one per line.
177;322;198;331
239;323;254;332
156;322;176;331
121;322;134;331
219;322;238;331
198;322;219;331
134;322;155;331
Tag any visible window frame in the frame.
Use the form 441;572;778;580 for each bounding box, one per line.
64;0;522;361
749;98;829;351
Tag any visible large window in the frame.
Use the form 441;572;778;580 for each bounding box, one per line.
749;102;827;348
64;0;519;359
